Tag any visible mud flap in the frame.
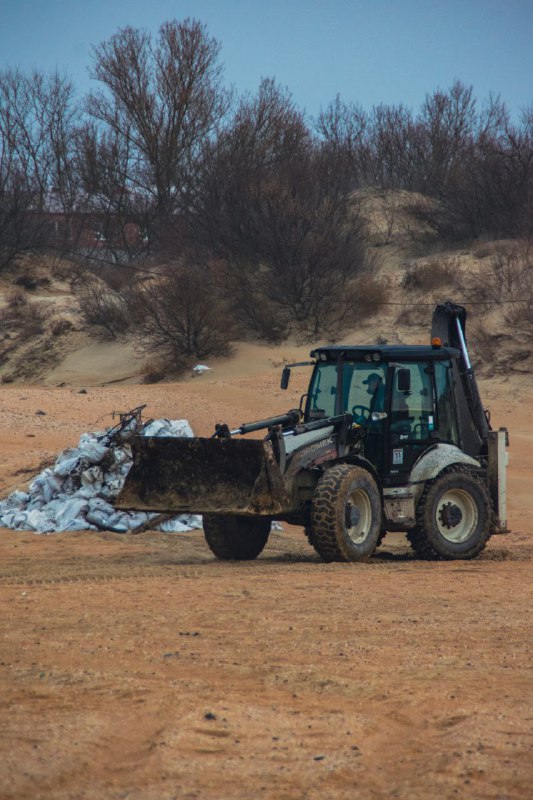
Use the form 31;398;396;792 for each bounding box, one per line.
115;436;290;515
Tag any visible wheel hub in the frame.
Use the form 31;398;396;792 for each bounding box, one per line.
345;503;361;528
439;501;463;529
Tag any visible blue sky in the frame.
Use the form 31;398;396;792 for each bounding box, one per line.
0;0;531;120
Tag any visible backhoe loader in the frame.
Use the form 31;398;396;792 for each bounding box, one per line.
116;302;508;561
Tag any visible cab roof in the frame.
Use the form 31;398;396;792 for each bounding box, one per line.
309;344;461;362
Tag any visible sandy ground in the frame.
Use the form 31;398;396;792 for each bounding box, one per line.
0;356;532;799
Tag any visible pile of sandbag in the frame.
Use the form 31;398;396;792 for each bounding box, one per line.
0;419;202;534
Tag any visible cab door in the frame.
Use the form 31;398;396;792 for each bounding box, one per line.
386;362;437;480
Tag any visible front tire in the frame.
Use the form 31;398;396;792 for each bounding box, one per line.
413;467;492;560
310;465;381;562
203;514;271;560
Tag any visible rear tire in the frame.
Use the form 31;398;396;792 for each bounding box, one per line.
413;467;492;560
203;514;271;560
310;465;381;562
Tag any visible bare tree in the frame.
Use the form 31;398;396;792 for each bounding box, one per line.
407;89;533;240
316;95;370;187
73;121;156;264
367;102;421;190
189;79;369;340
86;18;230;256
0;68;80;270
416;80;477;194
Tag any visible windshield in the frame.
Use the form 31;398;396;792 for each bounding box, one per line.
306;362;388;420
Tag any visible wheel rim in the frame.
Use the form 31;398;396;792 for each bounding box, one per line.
435;488;478;543
344;488;372;544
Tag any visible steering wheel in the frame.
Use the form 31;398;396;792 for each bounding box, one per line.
351;404;370;417
351;404;371;426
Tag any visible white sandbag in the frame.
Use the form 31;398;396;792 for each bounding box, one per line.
159;514;203;533
0;490;29;510
41;497;70;521
142;418;193;438
79;431;105;446
76;485;101;500
10;511;31;529
29;470;63;503
140;419;168;437
25;509;56;534
122;511;150;529
0;416;201;535
88;497;116;516
58;519;98;532
53;498;89;531
104;511;131;532
86;509;110;528
27;498;45;511
77;440;109;464
54;456;81;477
0;511;17;528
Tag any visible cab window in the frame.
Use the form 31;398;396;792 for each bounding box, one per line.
307;363;337;419
306;362;388;421
390;363;434;441
345;364;388;420
434;361;459;445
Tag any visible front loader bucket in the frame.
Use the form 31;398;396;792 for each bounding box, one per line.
115;436;290;516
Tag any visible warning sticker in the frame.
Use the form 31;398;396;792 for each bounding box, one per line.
393;448;404;465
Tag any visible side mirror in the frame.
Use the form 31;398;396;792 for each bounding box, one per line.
397;368;411;392
280;367;291;390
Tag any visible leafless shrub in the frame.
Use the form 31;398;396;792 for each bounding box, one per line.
472;242;495;260
402;257;460;293
395;304;429;329
504;301;533;337
460;241;532;307
1;290;47;339
224;271;291;344
377;191;402;245
77;281;132;338
133;267;235;368
468;320;506;375
83;261;137;291
18;300;48;339
346;276;389;323
6;289;28;309
50;318;74;336
141;358;168;383
491;245;532;298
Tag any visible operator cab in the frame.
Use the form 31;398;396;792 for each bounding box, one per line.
306;345;463;485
